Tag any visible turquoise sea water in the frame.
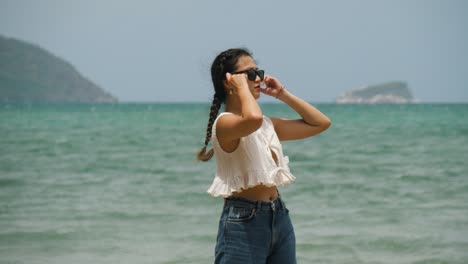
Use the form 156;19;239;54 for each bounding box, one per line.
1;103;467;264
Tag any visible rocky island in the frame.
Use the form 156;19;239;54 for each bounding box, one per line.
0;35;117;103
336;81;414;104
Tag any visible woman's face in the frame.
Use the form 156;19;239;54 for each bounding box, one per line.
234;55;262;99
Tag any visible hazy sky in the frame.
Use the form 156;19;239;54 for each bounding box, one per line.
1;0;467;102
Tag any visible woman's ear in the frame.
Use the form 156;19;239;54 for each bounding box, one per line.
223;72;231;90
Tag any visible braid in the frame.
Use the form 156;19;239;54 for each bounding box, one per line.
196;48;252;162
205;95;222;145
197;95;221;161
218;55;226;75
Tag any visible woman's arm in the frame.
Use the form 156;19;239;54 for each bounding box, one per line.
271;88;331;141
216;73;263;142
260;75;331;141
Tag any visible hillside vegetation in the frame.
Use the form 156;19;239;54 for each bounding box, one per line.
0;35;117;102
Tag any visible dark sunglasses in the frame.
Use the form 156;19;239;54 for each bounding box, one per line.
232;69;265;81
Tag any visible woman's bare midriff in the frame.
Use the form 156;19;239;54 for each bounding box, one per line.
231;184;279;202
222;138;281;202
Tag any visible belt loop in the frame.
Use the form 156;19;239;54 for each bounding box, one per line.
277;191;283;210
278;197;285;211
256;200;262;212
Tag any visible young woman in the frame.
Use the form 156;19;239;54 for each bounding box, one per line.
197;48;331;263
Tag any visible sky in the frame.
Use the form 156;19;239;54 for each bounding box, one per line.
0;0;467;102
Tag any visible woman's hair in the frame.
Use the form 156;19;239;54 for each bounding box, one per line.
197;48;252;161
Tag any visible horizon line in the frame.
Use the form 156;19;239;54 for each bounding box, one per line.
3;101;468;104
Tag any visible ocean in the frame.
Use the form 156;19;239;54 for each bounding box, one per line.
0;103;467;264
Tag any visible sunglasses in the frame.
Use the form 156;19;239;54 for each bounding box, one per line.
232;69;265;81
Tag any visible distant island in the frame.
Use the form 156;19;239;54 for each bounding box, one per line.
0;35;117;103
336;81;414;104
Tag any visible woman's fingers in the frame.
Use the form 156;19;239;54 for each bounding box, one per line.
259;87;278;96
225;72;249;91
264;75;282;90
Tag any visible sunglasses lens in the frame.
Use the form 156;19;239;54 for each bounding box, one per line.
257;70;264;81
247;70;257;81
234;69;265;81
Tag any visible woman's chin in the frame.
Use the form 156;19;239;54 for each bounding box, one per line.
252;89;261;99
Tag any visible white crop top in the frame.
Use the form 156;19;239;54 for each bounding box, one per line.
207;112;296;198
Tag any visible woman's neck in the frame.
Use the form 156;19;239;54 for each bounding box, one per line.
225;97;242;115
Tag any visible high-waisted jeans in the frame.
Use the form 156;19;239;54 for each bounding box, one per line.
214;196;296;264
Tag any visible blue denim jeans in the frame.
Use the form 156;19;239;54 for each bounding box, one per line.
214;196;296;264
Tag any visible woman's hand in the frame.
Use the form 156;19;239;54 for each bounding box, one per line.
259;75;285;99
225;72;249;93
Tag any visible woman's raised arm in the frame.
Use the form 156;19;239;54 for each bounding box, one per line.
260;75;331;141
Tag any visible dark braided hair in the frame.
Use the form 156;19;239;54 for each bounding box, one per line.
197;48;252;161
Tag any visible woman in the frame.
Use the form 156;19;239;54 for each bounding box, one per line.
197;48;331;263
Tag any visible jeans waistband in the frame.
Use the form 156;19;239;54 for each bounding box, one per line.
224;195;287;211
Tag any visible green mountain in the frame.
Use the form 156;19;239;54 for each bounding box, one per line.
0;35;117;102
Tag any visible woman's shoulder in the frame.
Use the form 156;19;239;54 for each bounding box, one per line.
261;115;275;130
262;115;273;124
211;112;235;138
213;112;234;124
213;113;274;137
